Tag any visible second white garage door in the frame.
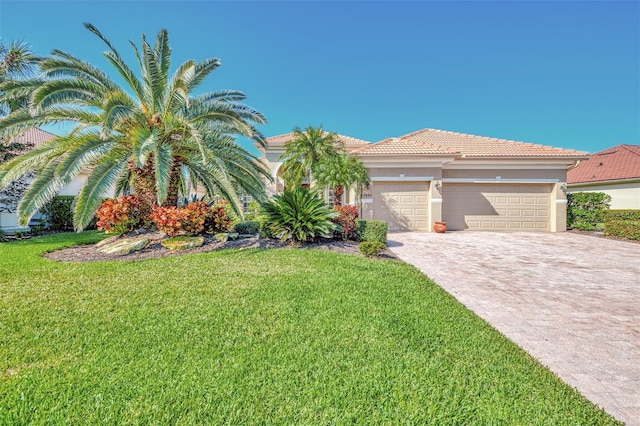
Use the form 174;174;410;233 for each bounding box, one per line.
366;182;429;231
442;183;551;231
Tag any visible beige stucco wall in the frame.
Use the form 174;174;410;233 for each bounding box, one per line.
568;181;640;210
366;167;442;179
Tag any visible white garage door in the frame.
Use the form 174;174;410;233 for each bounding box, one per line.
365;182;429;231
442;183;551;231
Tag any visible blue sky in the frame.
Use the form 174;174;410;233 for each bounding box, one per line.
1;1;638;155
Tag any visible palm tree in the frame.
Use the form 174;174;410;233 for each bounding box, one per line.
280;125;343;188
315;151;369;206
0;39;41;116
0;24;270;230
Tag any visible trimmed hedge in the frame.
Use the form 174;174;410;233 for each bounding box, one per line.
356;220;388;245
604;210;640;222
234;221;260;235
567;192;611;230
603;220;640;241
44;195;75;230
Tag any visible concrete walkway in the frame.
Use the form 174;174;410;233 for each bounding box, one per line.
389;231;640;425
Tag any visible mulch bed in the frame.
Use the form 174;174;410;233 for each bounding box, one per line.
43;231;400;263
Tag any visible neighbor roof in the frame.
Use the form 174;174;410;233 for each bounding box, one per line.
397;128;589;158
265;132;371;150
11;127;57;149
567;144;640;184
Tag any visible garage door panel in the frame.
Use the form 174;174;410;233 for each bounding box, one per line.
365;182;429;231
443;183;551;231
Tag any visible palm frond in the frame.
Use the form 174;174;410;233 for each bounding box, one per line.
73;149;129;230
153;142;173;205
17;159;68;225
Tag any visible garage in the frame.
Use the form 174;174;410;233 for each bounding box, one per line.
364;181;430;231
442;183;552;231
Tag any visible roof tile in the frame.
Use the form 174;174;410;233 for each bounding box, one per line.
567;144;640;183
399;128;588;158
11;127;57;148
353;138;459;155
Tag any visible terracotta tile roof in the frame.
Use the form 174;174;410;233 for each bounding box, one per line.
353;138;459;156
398;128;588;158
567;144;640;184
265;132;371;148
11;127;57;148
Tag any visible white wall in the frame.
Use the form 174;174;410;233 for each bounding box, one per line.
568;180;640;210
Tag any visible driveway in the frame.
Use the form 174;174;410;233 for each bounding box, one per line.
389;231;640;425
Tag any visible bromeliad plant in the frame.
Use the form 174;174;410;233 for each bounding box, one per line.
0;23;270;231
261;187;339;244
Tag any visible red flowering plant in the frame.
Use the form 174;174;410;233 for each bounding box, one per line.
205;200;233;233
150;201;212;237
95;195;141;234
332;205;359;240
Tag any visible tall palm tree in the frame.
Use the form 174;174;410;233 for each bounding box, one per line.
315;151;369;206
0;39;41;116
280;125;343;188
0;24;270;230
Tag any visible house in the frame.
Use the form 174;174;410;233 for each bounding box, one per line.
259;128;589;232
0;128;97;233
567;144;640;209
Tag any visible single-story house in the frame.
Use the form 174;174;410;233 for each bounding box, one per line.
567;144;640;209
259;128;589;232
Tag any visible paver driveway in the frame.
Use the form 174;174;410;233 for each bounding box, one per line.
389;231;640;425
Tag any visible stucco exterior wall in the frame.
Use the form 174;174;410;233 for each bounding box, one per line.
568;181;640;210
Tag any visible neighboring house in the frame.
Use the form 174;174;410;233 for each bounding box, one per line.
259;128;588;232
0;128;99;233
567;144;640;209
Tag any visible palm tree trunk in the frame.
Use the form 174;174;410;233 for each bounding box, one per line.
333;185;344;207
129;158;157;226
163;160;182;207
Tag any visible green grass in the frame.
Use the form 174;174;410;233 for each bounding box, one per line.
0;233;619;424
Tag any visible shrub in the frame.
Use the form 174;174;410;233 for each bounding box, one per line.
258;216;274;239
205;200;233;233
96;195;141;234
43;195;75;230
261;187;339;243
567;192;610;230
234;221;260;235
604;220;640;241
604;210;640;222
359;241;386;257
333;205;359;240
151;201;211;237
0;229;6;242
356;220;388;245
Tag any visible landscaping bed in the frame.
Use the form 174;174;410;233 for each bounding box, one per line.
43;230;399;263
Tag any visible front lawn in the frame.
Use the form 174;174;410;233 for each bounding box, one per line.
0;233;619;424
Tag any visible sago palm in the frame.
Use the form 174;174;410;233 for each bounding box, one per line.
280;125;342;188
315;151;369;206
261;187;338;244
0;23;270;230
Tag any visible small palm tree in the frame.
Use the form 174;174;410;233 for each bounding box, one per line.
315;151;369;206
280;126;343;188
0;24;270;230
0;39;41;115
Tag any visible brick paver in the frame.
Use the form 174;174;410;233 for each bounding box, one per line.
389;231;640;425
